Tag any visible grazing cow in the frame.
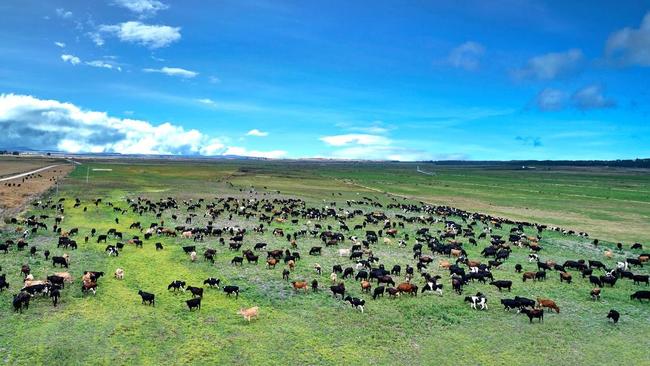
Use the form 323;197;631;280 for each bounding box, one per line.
291;281;309;293
13;292;31;313
627;258;643;268
536;298;560;313
589;275;603;287
590;288;601;301
630;290;650;301
187;286;203;298
97;235;107;243
489;280;512;292
559;272;573;284
397;282;418;296
282;269;290;281
231;256;244;266
267;258;278;269
514;296;535;308
342;267;354;279
309;247;322;256
330;283;345;299
588;260;607;270
224;285;240;298
168;281;186;292
514;264;523;273
632;274;649;286
186;297;201;311
52;256;69;268
607;309;620;324
138;290;155;306
520;308;544;323
155;243;163;250
338;248;351;257
355;270;369;281
600;275;617;287
50;287;61;307
237;306;259;322
387;287;400;298
311;279;319;292
254;242;267;251
522;272;536;282
344;296;365;313
360;280;372;293
421;282;443;296
114;268;124;280
0;275;9;291
464;295;488;310
203;278;221;288
500;298;520;311
373;286;385;300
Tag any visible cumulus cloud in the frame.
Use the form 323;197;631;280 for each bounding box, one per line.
448;41;485;71
535;84;616;111
55;8;72;19
0;94;282;158
535;88;567;111
113;0;169;18
61;54;81;65
605;12;650;66
54;41;66;48
320;134;391;147
571;84;616;110
99;21;181;48
513;49;584;80
143;66;197;78
246;129;268;137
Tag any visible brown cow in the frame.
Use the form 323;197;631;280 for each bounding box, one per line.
438;260;451;269
237;306;259;322
291;281;308;293
361;280;371;293
522;272;536;282
267;258;278;269
537;298;560;313
397;282;418;296
451;249;462;258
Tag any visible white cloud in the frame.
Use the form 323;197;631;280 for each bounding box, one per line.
320;134;391;147
448;41;485;71
605;12;650;66
55;8;72;19
0;93;285;158
223;146;286;159
54;41;66;48
208;76;221;84
512;49;584;80
571;84;616;110
143;66;197;78
246;129;268;137
88;32;105;46
61;54;81;65
99;21;181;49
535;88;567;111
113;0;169;18
86;60;122;71
197;98;216;106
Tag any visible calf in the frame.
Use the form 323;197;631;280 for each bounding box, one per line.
291;281;309;293
224;285;240;298
237;306;259;322
537;298;560;313
186;297;201;311
138;290;155;306
50;287;61;307
590;288;601;301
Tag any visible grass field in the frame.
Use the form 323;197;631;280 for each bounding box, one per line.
0;160;648;365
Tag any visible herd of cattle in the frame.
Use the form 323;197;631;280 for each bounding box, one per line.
1;192;648;324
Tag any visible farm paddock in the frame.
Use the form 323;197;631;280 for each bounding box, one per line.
0;160;648;365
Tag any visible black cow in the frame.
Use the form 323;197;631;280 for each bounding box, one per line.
309;247;322;256
589;275;603;287
355;270;369;281
50;287;61;307
13;292;31;313
187;286;203;298
520;308;544;323
344;296;365;312
514;296;535;308
330;283;345;299
186;297;201;311
52;256;69;268
490;280;512;291
607;309;620;324
372;286;385;300
231;256;243;266
224;285;240;298
47;275;66;289
630;290;650;301
500;298;520;311
155;243;164;250
138;290;155;306
342;267;354;279
97;235;107;243
633;274;649;286
390;265;401;276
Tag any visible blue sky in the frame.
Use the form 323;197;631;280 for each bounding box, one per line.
0;0;649;160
